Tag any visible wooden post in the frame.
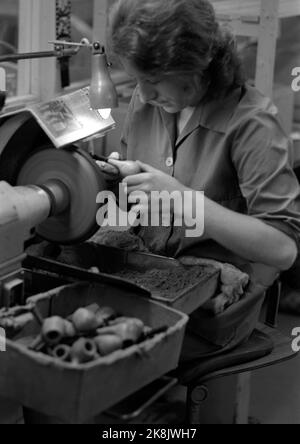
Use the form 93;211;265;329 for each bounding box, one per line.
255;0;280;98
17;0;34;96
31;0;59;101
234;372;251;424
93;0;109;45
17;0;58;101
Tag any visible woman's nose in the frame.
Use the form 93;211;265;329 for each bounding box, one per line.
138;81;157;104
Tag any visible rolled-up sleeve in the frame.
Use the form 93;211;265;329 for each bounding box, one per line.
231;111;300;248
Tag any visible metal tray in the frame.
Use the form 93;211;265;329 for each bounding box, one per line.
93;245;220;314
24;244;220;314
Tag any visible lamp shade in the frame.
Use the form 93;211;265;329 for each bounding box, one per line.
90;52;118;110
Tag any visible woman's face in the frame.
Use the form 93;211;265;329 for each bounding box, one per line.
120;58;204;113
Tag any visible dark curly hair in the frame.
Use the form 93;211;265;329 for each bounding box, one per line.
107;0;246;101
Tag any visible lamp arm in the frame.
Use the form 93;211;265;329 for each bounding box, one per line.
49;39;106;55
0;38;118;112
0;38;107;64
0;47;79;63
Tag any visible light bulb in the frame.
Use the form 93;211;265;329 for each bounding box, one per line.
98;108;111;119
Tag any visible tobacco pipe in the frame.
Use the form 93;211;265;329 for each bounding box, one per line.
71;305;118;333
85;304;117;324
71;308;99;332
92;154;142;177
96;318;145;344
70;338;98;364
42;317;66;346
52;344;71;363
94;334;124;356
41;316;77;347
95;324;169;355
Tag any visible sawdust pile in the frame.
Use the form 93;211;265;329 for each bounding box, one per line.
113;266;207;299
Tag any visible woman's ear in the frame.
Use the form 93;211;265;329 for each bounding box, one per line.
183;74;205;99
192;73;205;91
182;75;197;94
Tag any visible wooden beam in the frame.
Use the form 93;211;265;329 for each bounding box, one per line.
255;0;280;98
17;0;34;96
93;0;108;46
212;0;300;21
30;0;58;101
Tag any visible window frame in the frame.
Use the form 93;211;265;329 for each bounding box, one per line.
3;0;57;108
4;0;111;108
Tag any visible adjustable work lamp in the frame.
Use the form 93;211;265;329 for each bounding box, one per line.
0;38;119;116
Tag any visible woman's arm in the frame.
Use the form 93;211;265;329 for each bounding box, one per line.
202;196;298;271
123;161;298;271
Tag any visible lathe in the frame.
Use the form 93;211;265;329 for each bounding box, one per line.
0;110;107;308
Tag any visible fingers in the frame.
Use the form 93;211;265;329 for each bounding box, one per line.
126;184;149;194
107;158;127;167
123;173;153;194
96;151;122;176
136;161;156;173
96;161;120;178
109;152;122;160
123;173;151;186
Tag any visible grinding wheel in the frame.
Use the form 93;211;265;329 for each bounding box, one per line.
17;147;106;244
0;111;52;184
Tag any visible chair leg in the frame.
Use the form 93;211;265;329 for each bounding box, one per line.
234;372;251;424
186;372;252;425
186;374;241;424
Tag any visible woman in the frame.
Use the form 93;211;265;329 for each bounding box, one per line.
98;0;300;354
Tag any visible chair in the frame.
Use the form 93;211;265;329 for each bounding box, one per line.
102;280;298;424
175;280;298;424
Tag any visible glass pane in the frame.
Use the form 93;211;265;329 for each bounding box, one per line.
0;0;19;96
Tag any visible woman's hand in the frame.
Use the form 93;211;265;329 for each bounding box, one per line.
108;158;142;179
123;161;188;194
96;152;121;181
97;153;142;180
122;161;193;228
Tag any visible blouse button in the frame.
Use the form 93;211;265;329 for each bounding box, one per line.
166;157;174;167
